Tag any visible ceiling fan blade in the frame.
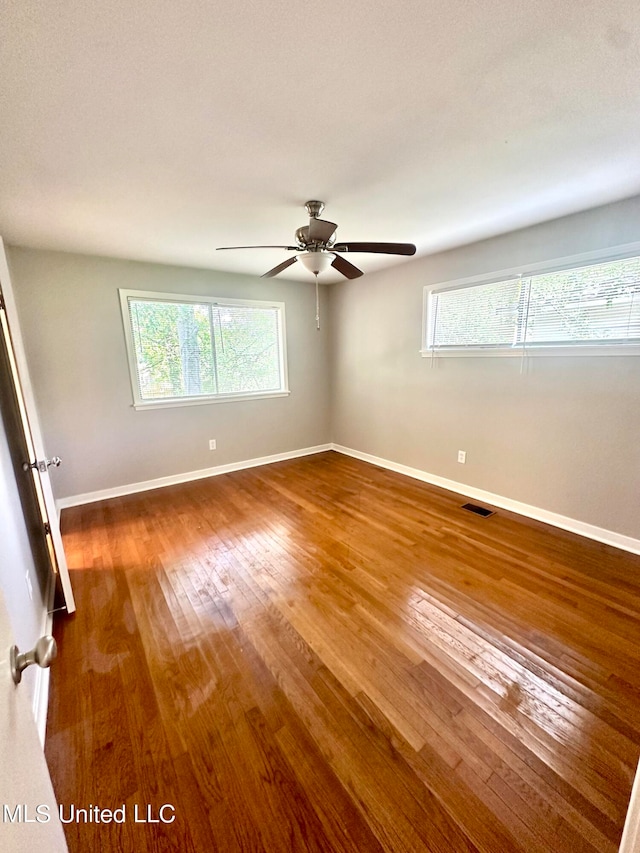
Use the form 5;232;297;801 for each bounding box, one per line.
308;218;337;243
333;242;416;256
261;257;298;278
217;245;298;251
331;254;363;280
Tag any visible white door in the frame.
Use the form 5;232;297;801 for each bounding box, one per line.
0;586;68;852
619;760;640;851
0;239;75;614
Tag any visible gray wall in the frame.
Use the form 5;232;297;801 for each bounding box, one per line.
7;196;640;540
7;248;331;500
330;195;640;540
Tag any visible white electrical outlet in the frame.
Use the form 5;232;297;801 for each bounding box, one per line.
209;439;217;451
457;450;466;464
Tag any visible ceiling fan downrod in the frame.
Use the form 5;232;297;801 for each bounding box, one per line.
216;199;416;281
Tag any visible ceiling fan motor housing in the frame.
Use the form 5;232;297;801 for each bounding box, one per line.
216;200;416;280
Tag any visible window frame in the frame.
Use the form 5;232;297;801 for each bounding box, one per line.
119;289;290;410
421;242;640;358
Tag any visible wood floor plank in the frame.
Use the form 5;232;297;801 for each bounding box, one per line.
47;452;640;852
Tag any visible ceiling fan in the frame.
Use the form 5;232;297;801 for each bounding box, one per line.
216;200;417;280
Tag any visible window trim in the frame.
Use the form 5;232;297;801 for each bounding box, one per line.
421;241;640;358
119;289;290;409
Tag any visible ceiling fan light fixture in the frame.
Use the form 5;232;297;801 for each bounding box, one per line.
296;251;335;276
217;201;415;280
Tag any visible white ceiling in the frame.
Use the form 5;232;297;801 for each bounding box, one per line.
2;1;640;284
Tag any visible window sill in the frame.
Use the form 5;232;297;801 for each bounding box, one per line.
133;390;291;410
420;345;640;358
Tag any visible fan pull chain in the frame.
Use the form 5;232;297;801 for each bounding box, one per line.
315;274;320;330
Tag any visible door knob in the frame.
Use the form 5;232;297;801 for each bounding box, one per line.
10;636;57;685
22;456;62;473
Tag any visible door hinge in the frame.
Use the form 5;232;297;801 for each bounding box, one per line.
43;521;51;535
0;293;5;311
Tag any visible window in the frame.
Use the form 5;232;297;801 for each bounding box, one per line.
423;252;640;356
120;290;288;408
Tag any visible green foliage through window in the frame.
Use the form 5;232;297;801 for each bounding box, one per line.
427;255;640;350
123;293;286;403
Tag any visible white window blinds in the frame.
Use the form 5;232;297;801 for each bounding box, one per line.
427;255;640;352
524;257;640;345
429;278;523;349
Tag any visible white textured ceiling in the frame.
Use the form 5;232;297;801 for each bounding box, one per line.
1;1;640;283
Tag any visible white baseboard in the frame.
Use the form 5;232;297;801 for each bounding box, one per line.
55;440;640;556
331;444;640;556
55;444;332;510
33;573;56;746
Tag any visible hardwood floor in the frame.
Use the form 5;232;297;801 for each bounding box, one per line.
46;451;640;852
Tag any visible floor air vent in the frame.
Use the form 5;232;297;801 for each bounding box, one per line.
461;503;495;518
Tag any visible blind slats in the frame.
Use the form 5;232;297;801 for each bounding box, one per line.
428;256;640;350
